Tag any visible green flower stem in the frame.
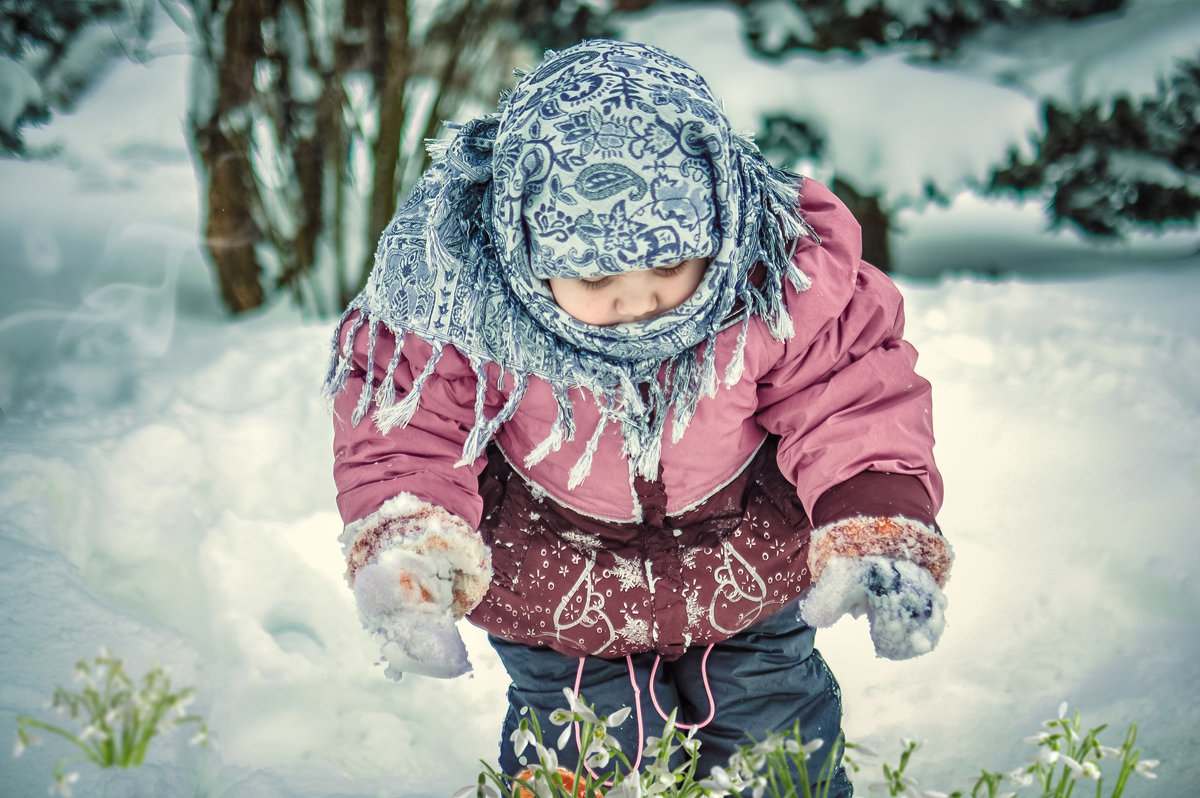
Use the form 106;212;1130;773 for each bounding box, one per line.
13;716;104;765
13;651;207;794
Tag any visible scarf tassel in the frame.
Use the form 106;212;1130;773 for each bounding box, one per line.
323;306;367;402
724;313;752;388
374;344;444;434
351;320;382;424
632;381;670;480
567;410;610;491
372;329;408;411
457;364;530;467
524;385;577;469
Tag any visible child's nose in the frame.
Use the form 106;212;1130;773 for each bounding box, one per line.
614;280;658;319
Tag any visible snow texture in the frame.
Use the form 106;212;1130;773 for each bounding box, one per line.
0;7;1198;797
799;556;948;661
352;549;472;681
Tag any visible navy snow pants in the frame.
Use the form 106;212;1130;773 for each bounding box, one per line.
490;603;853;796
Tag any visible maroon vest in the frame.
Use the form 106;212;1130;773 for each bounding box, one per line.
468;437;812;659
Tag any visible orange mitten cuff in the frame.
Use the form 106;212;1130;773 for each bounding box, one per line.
809;515;953;588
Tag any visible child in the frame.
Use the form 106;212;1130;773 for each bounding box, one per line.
325;39;952;795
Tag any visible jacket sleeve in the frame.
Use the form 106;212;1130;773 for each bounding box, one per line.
755;180;950;584
332;314;497;529
330;314;500;610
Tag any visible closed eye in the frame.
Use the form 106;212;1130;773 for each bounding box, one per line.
579;275;614;290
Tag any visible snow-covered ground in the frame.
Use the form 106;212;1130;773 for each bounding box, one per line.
1;5;1198;797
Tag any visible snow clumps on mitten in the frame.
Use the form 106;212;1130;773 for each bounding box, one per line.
800;555;948;660
339;493;492;679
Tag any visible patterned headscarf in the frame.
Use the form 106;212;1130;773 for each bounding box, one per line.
325;39;816;487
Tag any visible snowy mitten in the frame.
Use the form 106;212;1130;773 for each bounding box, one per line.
352;548;472;679
341;495;492;680
800;555;948;660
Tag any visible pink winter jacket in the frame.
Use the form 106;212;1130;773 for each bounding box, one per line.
332;179;950;658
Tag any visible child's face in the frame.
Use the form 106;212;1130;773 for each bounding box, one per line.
547;258;709;326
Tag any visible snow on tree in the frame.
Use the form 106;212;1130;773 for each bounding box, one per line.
991;54;1200;238
0;0;155;156
618;0;1199;270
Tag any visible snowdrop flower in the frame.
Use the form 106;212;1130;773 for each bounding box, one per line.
1039;704;1069;731
1080;761;1101;780
732;747;767;773
698;765;734;796
13;730;40;758
1058;752;1084;775
801;737;825;757
554;688;600;724
173;694;195;717
641;734;670;758
188;727;212;748
584;737;614;769
679;732;701;758
1097;745;1123;759
1003;767;1034;787
869;775;918;795
530;776;554;798
510;724;537;757
1030;748;1060;766
750;731;790;756
642;768;675;796
78;724;107;742
1022;731;1050;744
607;706;632;727
1135;758;1160;779
605;777;643;798
851;741;881;758
49;771;79;797
536;744;559;774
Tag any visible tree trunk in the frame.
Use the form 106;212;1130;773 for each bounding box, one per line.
191;0;274;313
198;125;265;312
831;177;892;272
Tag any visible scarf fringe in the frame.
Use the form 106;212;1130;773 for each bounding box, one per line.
374;343;444;434
351;320;381;425
323;306;366;404
524;385;576;469
457;362;530;467
568;410;610;491
373;329;407;411
725;313;752;388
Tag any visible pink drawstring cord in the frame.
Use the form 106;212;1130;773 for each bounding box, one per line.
649;644;716;730
572;655;644;782
569;644;717;781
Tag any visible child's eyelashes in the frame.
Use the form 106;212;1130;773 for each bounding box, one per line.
577;263;688;290
579;276;614;290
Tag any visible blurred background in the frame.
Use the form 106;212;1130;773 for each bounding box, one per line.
1;0;1197;328
1;4;1198;796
